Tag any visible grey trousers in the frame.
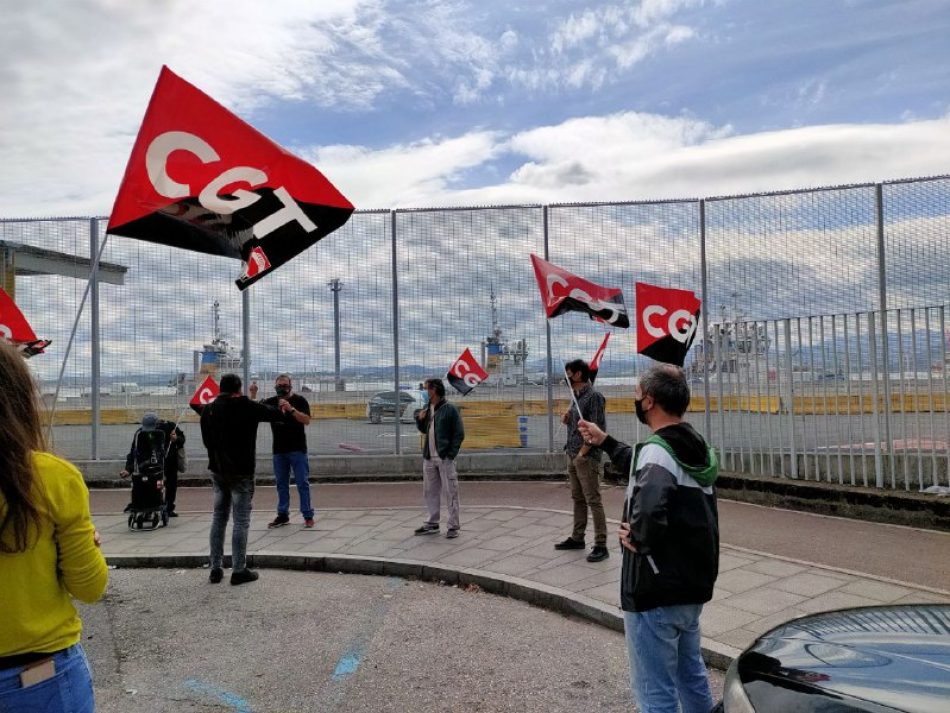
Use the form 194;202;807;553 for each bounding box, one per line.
422;457;460;531
209;476;254;571
567;453;606;546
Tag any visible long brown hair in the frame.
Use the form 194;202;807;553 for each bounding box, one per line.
0;340;46;553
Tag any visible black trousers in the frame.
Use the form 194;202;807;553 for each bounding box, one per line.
164;469;179;511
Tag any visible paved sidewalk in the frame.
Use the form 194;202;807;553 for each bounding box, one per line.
97;506;950;666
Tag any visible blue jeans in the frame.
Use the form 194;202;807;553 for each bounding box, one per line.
0;644;94;713
273;451;313;519
623;605;714;713
209;476;254;572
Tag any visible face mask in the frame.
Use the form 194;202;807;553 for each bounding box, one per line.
635;398;648;425
275;386;290;397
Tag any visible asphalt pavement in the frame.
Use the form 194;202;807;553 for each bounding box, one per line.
82;569;711;712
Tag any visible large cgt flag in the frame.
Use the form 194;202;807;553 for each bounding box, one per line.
107;66;354;290
530;254;629;328
446;347;489;396
0;288;51;358
588;332;611;384
635;281;701;366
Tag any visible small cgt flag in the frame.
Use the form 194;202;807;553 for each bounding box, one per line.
446;348;489;396
635;281;701;367
0;287;51;358
189;375;220;414
107;66;354;290
530;254;629;328
589;332;611;384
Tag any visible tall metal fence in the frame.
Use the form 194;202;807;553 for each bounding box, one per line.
3;175;948;490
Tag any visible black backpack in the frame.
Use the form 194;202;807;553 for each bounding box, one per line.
130;428;168;479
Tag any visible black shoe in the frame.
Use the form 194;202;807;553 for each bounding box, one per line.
268;514;290;529
230;569;259;586
123;503;132;513
168;510;179;518
209;567;223;584
414;524;439;536
554;537;585;550
446;528;460;539
586;545;610;563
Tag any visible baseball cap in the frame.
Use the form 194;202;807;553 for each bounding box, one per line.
141;412;159;431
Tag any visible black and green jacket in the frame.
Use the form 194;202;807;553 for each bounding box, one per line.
602;422;719;613
414;399;465;460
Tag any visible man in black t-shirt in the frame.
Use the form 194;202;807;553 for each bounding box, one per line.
251;374;313;528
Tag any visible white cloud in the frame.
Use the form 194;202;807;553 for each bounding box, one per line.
299;112;950;211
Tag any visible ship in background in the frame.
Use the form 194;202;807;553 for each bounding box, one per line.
173;300;243;395
480;286;530;387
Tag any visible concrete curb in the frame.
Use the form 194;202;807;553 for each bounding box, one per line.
105;551;741;670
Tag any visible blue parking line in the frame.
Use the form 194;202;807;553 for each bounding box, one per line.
330;577;403;682
183;679;253;712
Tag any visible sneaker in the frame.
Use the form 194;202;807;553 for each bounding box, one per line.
122;503;132;513
446;528;460;539
268;514;290;529
554;537;586;550
168;510;179;518
586;545;610;563
230;568;259;586
304;518;315;528
414;524;439;536
209;567;223;584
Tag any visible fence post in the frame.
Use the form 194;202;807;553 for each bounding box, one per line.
391;210;401;455
699;200;712;443
875;183;893;484
784;319;798;478
242;289;251;392
868;312;885;487
543;205;555;453
89;218;100;460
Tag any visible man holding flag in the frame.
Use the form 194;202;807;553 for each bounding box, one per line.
556;359;609;563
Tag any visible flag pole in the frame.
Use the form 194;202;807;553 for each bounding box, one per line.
46;233;110;443
163;402;192;457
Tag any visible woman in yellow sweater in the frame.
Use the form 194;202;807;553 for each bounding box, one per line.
0;341;108;712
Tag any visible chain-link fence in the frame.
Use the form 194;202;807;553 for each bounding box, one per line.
4;175;948;489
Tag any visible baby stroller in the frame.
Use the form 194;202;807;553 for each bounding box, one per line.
126;427;169;531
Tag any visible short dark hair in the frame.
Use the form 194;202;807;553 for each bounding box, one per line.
424;378;445;398
564;359;591;382
639;364;690;417
220;373;242;394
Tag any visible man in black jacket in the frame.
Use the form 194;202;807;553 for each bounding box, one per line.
579;364;718;713
200;373;287;586
413;378;465;538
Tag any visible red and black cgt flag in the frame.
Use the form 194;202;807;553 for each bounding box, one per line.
588;332;611;384
635;282;701;366
446;348;489;396
189;375;219;414
107;66;354;290
0;288;51;358
529;254;629;328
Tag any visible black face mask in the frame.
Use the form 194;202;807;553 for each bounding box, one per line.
635;398;648;425
275;386;290;398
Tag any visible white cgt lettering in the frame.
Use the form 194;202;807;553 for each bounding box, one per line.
197;387;214;404
451;360;481;388
643;305;697;343
145;131;317;238
0;324;12;340
546;274;626;325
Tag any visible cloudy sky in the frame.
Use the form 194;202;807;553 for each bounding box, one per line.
2;0;950;218
4;0;950;383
